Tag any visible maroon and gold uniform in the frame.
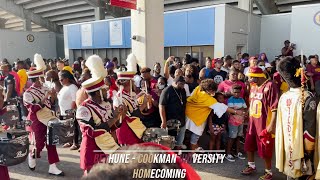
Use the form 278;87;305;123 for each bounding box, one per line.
244;80;279;158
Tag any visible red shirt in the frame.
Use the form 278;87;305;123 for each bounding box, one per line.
218;80;246;98
248;81;279;135
306;64;320;83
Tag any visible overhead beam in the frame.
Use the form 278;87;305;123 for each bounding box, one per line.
49;11;94;22
41;6;94;18
0;0;62;33
254;0;278;14
14;0;34;5
34;1;88;14
23;0;66;10
83;0;103;7
56;16;95;25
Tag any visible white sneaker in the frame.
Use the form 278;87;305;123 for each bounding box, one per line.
48;163;64;176
28;153;36;170
236;152;246;160
225;154;236;162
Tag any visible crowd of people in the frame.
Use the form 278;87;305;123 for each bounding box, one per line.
0;39;319;180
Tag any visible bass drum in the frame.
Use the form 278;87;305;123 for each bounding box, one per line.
1;105;20;128
142;128;176;149
47;118;74;145
0;129;29;166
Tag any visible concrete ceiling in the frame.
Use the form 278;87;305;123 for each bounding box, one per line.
0;0;319;33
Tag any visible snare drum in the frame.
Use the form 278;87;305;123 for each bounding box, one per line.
0;129;29;166
166;119;181;136
47;118;74;145
1;105;20;128
142;128;176;149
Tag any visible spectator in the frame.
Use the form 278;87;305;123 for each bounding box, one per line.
306;55;320;92
174;57;182;69
244;57;258;76
164;56;175;85
232;60;241;71
225;85;247;162
221;55;233;73
137;79;160;128
159;76;187;149
184;64;198;93
45;70;62;93
218;69;246;99
140;67;158;91
56;59;65;71
58;70;79;150
207;92;228;150
8;64;21;96
258;53;269;62
105;61;117;79
240;53;250;67
199;58;213;80
81;59;87;70
156;76;167;97
0;63;17;101
209;59;227;85
185;79;245;151
281;40;294;56
76;68;91;107
112;57;120;72
152;62;162;80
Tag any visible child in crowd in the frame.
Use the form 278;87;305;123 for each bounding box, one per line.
225;85;247;162
207;92;228;150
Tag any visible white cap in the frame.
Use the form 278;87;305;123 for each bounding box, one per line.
265;63;272;68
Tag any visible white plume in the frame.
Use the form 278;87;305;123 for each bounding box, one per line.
85;55;108;78
34;53;46;71
126;53;137;73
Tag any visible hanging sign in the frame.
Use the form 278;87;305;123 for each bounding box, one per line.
109;20;123;46
110;0;136;10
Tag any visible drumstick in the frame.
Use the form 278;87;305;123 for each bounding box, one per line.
145;81;151;109
119;85;124;123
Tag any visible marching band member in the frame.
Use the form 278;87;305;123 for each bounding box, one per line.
114;54;147;146
76;55;124;175
23;54;64;176
276;56;317;179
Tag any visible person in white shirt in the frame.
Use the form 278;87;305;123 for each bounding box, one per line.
58;70;79;150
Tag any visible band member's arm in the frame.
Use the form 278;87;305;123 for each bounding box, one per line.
303;95;317;154
106;105;126;128
159;105;166;128
266;82;279;134
23;92;42;113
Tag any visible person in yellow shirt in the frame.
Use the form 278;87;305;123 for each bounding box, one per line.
15;61;28;93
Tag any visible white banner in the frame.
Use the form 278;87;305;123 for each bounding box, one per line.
109;20;123;46
81;24;92;47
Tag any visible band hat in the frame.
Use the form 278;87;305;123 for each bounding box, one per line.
82;55;108;93
117;53;138;80
27;54;46;78
247;66;266;78
82;77;106;93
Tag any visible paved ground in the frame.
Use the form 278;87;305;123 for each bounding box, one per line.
8;145;286;180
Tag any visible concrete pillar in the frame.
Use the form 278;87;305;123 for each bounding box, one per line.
95;7;105;20
238;0;253;12
0;18;7;28
22;18;32;31
131;0;164;68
